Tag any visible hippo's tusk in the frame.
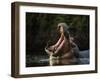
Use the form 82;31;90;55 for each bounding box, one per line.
45;48;53;55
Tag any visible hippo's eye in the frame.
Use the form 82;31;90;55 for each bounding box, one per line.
58;26;61;29
58;26;61;28
57;26;60;30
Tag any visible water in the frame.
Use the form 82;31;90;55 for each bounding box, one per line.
26;50;89;67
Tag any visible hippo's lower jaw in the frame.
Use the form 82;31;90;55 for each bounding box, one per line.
45;48;77;66
45;48;58;66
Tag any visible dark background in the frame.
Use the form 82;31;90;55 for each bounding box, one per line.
26;12;89;67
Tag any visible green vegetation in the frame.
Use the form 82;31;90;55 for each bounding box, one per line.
26;13;89;52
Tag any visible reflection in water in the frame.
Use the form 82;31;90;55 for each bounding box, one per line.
26;50;89;67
